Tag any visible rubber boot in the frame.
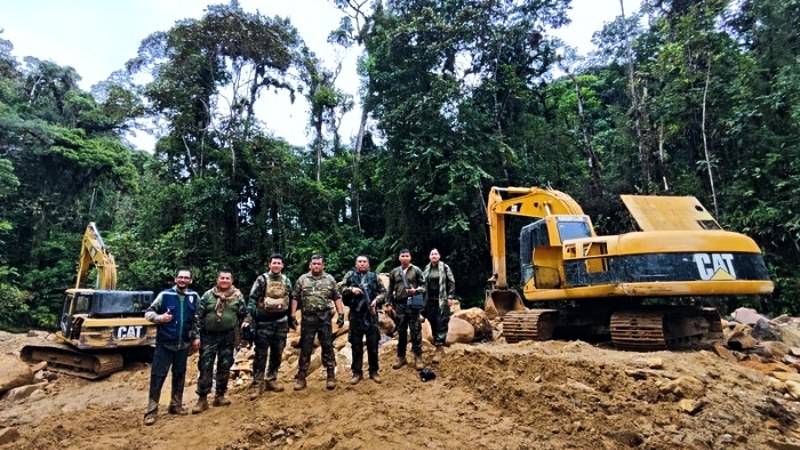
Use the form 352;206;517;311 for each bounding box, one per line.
213;394;231;407
326;368;336;390
392;357;407;369
192;396;209;414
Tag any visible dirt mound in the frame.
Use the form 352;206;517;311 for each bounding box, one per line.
2;331;799;449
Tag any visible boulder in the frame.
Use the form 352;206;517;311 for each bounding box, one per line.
713;342;738;363
780;326;800;348
334;333;349;350
786;380;800;400
726;324;758;350
337;346;353;368
378;310;395;336
759;341;792;361
5;382;47;403
446;317;475;345
422;320;433;344
0;354;34;394
659;376;706;399
753;318;782;342
452;308;493;341
732;307;769;326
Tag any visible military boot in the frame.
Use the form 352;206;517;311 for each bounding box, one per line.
326;368;336;390
267;379;285;392
369;372;382;384
213;394;231;407
192;396;209;414
414;354;424;369
294;377;307;391
168;404;188;415
392;357;407;369
349;373;363;385
143;412;157;426
432;345;445;363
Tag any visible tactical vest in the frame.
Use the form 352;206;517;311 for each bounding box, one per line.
298;273;336;312
259;273;290;313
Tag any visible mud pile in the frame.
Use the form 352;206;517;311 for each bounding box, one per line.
2;329;800;449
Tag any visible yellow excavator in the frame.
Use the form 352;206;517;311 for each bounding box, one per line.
21;223;156;378
485;187;774;350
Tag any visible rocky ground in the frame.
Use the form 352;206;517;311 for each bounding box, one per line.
2;307;800;449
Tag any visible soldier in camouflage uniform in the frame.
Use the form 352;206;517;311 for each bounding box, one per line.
247;253;293;396
192;269;249;414
340;255;386;385
422;248;455;364
386;248;426;370
292;254;344;391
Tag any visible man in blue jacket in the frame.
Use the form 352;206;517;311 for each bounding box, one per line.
143;268;200;426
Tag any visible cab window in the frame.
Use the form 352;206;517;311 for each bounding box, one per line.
557;220;591;241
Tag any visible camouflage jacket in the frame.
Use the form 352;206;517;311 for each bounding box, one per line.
292;272;340;312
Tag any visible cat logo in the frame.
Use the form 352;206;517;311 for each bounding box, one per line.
115;325;143;340
693;253;737;281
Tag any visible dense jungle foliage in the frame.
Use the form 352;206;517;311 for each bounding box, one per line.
1;0;798;329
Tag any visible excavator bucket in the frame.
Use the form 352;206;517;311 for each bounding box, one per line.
484;288;525;319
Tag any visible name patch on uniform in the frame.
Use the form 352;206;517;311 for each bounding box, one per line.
693;253;736;280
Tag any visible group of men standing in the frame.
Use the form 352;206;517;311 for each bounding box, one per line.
141;249;455;426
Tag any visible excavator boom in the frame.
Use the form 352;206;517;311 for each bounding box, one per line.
76;222;117;290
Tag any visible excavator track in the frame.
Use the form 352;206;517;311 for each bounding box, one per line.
503;309;559;343
20;343;124;379
610;307;711;351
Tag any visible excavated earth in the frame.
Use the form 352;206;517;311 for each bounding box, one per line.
1;330;799;450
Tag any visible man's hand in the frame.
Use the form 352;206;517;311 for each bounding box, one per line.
447;297;455;308
288;315;297;330
336;313;345;328
352;287;363;296
159;311;173;324
191;338;200;354
240;320;250;330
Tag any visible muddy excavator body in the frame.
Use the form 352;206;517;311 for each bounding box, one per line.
20;223;156;378
486;187;773;350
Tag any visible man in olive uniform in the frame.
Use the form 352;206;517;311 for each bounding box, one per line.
247;253;293;396
292;254;344;391
340;255;386;385
192;269;248;413
386;249;426;370
143;268;200;426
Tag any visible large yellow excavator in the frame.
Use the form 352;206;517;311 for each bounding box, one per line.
21;223;156;378
485;187;774;350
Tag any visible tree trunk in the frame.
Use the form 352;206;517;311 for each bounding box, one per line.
620;0;649;190
570;75;603;195
701;61;719;217
351;103;367;231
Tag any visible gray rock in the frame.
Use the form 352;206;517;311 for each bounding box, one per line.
732;307;769;326
753;318;782;341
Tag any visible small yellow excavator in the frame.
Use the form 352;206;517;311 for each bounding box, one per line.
485;187;774;350
21;223;156;378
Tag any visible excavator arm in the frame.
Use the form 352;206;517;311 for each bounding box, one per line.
487;187;585;289
75;222;117;290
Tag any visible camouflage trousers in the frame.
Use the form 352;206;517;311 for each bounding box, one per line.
252;318;288;382
296;309;335;379
395;303;423;358
197;330;236;397
424;298;450;347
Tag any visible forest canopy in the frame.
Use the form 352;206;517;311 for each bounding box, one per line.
1;0;798;329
